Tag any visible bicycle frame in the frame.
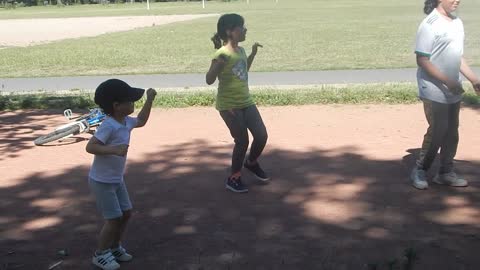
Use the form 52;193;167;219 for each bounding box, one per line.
34;108;107;146
56;108;106;134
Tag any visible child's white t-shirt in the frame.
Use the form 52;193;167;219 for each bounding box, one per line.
88;116;137;183
415;8;464;104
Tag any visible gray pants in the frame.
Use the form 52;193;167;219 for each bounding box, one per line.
220;105;268;174
416;100;460;173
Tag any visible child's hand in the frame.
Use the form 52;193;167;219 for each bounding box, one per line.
446;80;464;95
113;144;129;156
472;81;480;95
146;88;157;100
252;42;263;56
451;86;465;95
214;54;229;69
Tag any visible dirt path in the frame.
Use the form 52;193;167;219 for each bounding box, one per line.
0;14;217;47
1;104;480;269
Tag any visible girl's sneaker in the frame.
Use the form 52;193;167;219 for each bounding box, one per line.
244;161;270;182
410;167;428;190
433;171;468;187
225;176;248;193
92;250;120;270
112;246;133;262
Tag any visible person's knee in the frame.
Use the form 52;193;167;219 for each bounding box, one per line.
449;132;459;143
262;131;268;142
234;133;249;149
449;122;459;130
255;130;268;144
433;123;449;137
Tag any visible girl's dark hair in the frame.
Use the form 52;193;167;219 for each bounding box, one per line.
424;0;439;14
211;13;244;49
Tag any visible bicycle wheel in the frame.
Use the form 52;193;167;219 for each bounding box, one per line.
34;125;81;146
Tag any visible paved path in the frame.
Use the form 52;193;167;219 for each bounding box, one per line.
1;68;479;92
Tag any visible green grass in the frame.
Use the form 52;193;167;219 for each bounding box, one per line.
2;83;479;110
0;91;95;110
0;0;479;78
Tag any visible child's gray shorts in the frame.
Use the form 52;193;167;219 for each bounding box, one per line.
89;178;132;219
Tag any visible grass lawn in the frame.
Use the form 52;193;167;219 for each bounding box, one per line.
0;0;479;78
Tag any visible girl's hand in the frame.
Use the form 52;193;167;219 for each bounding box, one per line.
472;81;480;95
450;86;465;95
146;88;157;100
214;54;229;68
446;80;464;94
252;42;263;56
206;55;229;85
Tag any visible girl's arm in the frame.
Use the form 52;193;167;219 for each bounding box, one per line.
247;42;262;71
460;57;480;94
206;55;227;85
416;54;464;94
136;88;157;128
86;137;128;156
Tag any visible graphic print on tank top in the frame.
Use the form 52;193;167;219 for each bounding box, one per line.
232;59;248;82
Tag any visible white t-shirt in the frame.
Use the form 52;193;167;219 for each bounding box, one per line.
88;116;137;183
415;8;464;104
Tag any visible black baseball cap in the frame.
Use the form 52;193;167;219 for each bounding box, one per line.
94;79;145;112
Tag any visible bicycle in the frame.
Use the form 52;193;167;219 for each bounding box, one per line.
34;108;106;146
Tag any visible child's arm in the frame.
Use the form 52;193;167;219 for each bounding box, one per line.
206;55;228;85
247;42;262;71
136;88;157;128
460;57;480;95
417;54;464;94
86;136;128;156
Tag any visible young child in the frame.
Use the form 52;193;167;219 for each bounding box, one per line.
86;79;156;269
410;0;480;190
206;13;269;193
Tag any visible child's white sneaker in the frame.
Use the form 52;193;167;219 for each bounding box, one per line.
112;246;133;262
92;250;120;270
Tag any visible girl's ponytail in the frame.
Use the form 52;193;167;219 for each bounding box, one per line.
211;32;222;49
424;0;438;14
